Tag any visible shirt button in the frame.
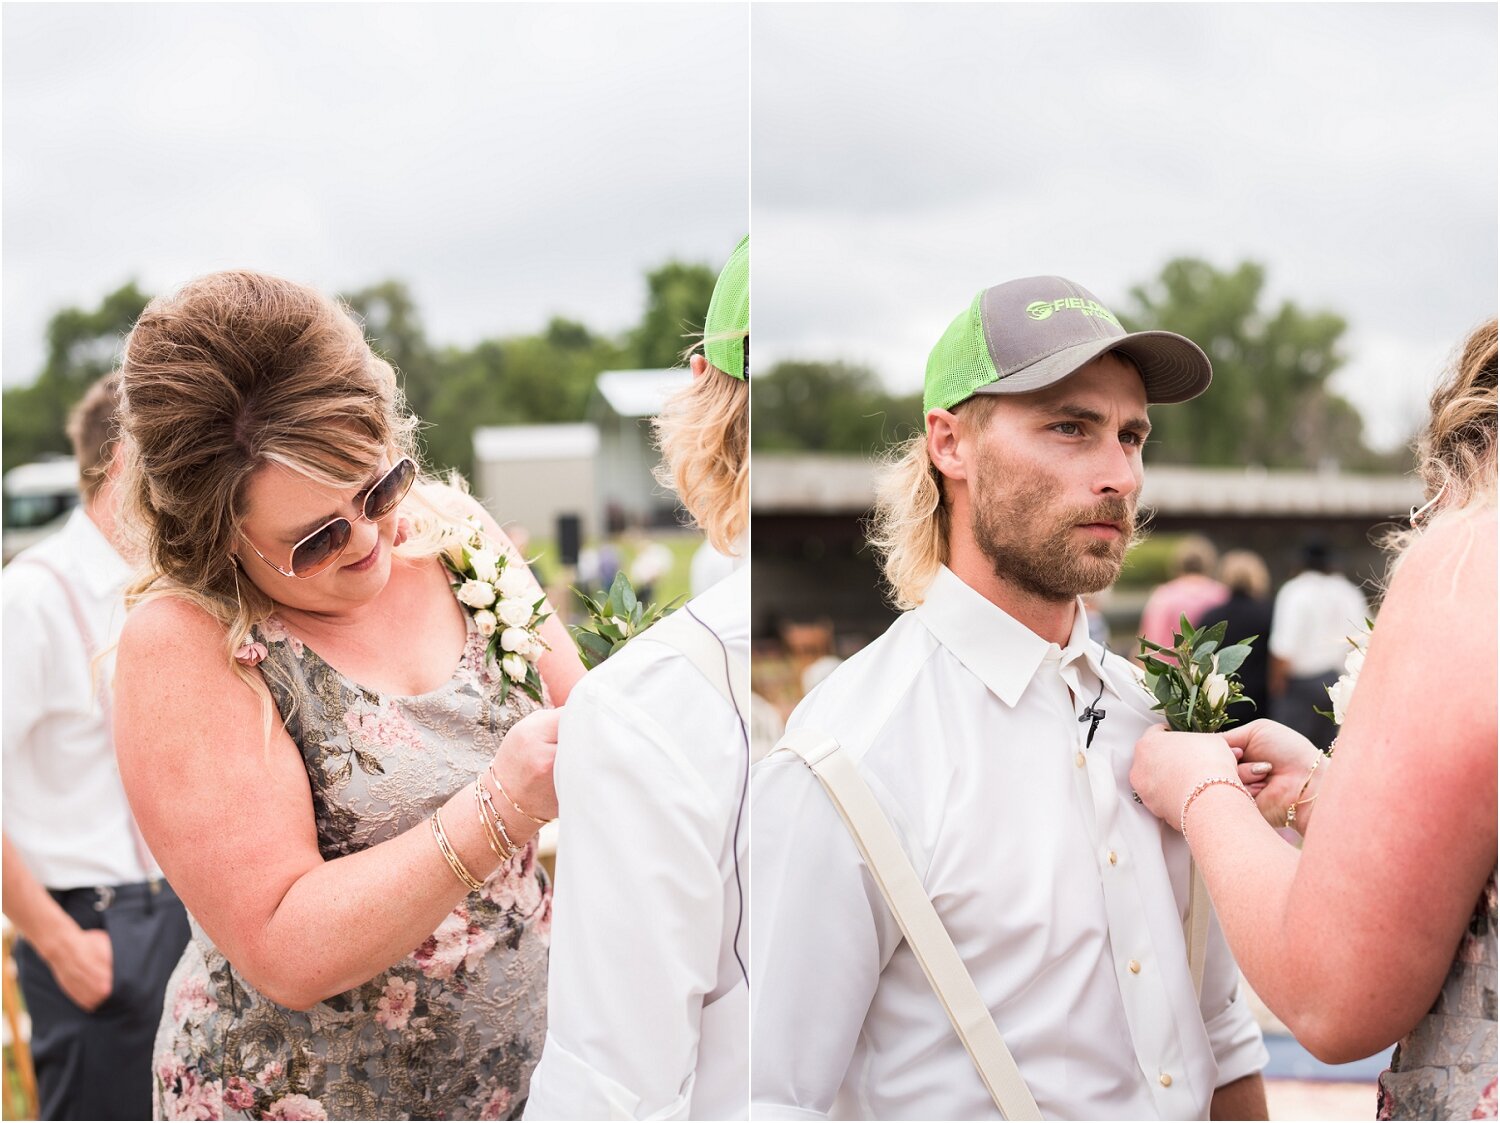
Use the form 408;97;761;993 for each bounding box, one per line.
1128;959;1141;974
1159;1073;1173;1088
1107;850;1118;866
1074;752;1086;768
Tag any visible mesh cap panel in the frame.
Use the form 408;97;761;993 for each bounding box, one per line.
705;235;749;380
923;291;998;417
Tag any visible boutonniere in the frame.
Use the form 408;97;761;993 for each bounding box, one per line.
1137;615;1257;733
570;572;680;670
442;515;550;701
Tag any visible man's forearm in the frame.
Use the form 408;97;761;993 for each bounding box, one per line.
1;833;81;959
1211;1072;1268;1121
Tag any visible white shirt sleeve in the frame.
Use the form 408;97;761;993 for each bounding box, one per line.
750;750;896;1120
1267;582;1298;662
1197;902;1271;1088
524;674;729;1121
1;566;62;773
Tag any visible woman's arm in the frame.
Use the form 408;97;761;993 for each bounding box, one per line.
1131;510;1497;1062
114;596;558;1011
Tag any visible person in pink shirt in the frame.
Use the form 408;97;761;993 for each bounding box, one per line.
1137;534;1229;651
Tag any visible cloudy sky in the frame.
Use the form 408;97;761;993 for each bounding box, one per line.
752;3;1497;450
4;4;748;387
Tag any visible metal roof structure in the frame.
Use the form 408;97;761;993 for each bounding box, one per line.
472;423;599;461
751;453;1425;519
592;368;692;419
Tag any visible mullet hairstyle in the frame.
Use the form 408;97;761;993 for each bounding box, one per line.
866;395;1001;610
652;336;749;556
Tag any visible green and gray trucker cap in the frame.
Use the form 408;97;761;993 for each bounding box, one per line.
704;235;749;380
923;275;1212;421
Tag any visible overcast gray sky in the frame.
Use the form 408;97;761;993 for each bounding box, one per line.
752;3;1497;450
4;4;747;388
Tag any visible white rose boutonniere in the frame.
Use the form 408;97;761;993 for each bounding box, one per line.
441;519;550;701
1137;614;1258;733
570;571;680;670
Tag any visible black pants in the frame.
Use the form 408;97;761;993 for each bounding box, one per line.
1273;670;1342;753
14;880;190;1121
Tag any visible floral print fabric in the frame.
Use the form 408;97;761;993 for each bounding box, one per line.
153;606;550;1120
1378;868;1498;1120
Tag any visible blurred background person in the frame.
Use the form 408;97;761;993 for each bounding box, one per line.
2;372;191;1121
1206;549;1274;714
1137;533;1228;651
1268;540;1371;752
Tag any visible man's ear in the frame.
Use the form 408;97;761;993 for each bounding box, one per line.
689;353;710;379
927;408;969;483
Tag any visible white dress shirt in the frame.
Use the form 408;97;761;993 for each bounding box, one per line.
526;562;749;1120
751;566;1266;1121
1268;571;1371;676
2;507;157;888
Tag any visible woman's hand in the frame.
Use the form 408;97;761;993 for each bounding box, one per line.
488;708;562;831
1129;725;1240;830
1221;719;1322;834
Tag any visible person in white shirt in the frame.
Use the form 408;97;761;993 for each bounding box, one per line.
2;373;191;1120
526;236;749;1120
1268;541;1371;752
752;276;1269;1121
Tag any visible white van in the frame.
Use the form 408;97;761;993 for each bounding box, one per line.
3;457;80;563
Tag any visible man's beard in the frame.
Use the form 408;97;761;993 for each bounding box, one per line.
969;448;1137;601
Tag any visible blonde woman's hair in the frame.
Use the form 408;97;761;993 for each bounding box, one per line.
1382;318;1498;569
117;271;472;732
867;396;1000;610
652;346;748;556
1218;549;1270;599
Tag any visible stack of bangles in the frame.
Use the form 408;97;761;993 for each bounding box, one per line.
430;767;554;892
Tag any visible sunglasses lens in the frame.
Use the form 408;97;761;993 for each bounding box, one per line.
292;519;352;578
365;458;416;521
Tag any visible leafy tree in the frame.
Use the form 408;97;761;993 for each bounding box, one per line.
3;282;150;472
343;280;439;421
629;261;717;369
753;360;922;454
1120;258;1404;471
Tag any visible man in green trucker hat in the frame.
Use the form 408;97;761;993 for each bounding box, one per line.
527;238;749;1121
752;276;1269;1120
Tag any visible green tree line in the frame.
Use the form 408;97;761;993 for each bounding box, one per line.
752;257;1414;473
2;261;717;479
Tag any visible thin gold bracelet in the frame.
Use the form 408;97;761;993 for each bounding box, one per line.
473;779;516;863
487;762;551;827
431;807;485;892
1285;755;1323;829
477;777;521;858
1179;776;1255;838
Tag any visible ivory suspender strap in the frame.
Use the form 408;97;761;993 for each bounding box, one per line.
779;728;1213;1121
632;608;748;715
777;728;1043;1121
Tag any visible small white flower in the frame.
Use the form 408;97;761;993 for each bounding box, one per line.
469;550;499;585
609;616;631;634
473;609;498;637
501;653;529;681
1328;674;1355;725
500;626;531;653
1345;646;1365;678
456;580;496;609
520;632;549;661
495;597;532;629
496;564;531;599
1204;673;1230;709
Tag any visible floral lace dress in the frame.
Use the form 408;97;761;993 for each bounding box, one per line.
152;606;551;1121
1378;868;1498;1120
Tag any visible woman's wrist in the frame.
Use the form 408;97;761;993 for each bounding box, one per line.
478;771;543;849
1285;754;1326;836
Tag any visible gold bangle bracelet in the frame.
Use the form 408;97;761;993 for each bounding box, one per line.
476;777;521;858
1179;776;1255;838
431;807;484;892
1285;755;1323;829
487;762;551;827
473;779;516;863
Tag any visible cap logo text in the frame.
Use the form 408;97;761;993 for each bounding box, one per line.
1025;297;1119;324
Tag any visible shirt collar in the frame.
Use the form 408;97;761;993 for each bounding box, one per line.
60;506;132;598
914;566;1118;707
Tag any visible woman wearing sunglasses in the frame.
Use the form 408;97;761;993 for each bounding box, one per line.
110;271;586;1120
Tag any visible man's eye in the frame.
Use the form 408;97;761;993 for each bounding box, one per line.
1054;422;1081;436
1122;432;1145;446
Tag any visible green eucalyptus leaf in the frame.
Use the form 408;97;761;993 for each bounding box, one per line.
1200;620;1228;650
1214;645;1252;676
